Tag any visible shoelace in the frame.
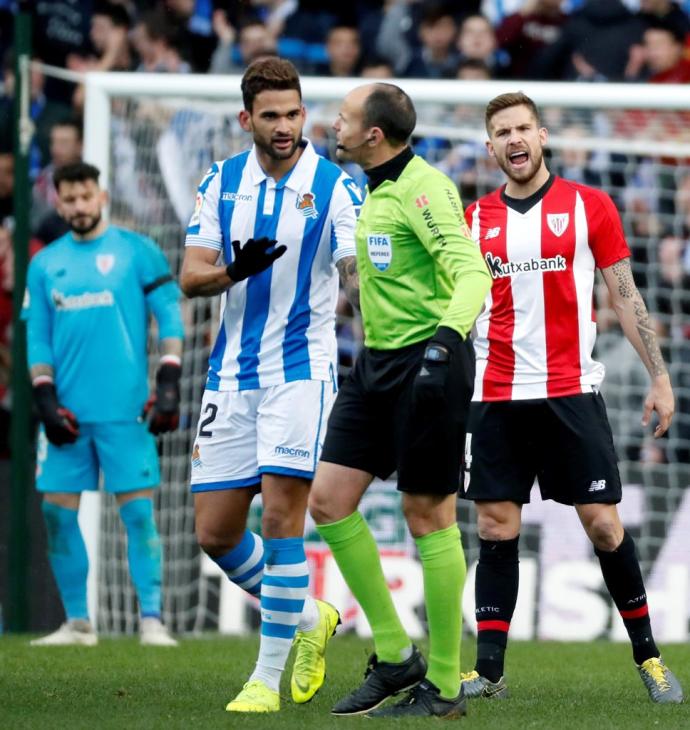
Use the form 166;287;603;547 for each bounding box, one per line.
363;654;378;678
645;660;671;692
292;632;320;676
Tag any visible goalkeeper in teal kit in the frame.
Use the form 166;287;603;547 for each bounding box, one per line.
23;162;183;646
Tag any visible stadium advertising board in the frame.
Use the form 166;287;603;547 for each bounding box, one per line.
202;482;689;642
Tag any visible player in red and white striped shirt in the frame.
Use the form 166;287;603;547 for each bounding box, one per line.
460;92;683;704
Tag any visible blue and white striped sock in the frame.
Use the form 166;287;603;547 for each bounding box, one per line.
250;537;309;691
213;530;264;597
213;531;319;630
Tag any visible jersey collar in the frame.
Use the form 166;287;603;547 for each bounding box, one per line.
247;138;317;191
364;146;414;192
501;173;556;214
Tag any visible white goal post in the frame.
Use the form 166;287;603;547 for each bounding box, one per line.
79;71;690;639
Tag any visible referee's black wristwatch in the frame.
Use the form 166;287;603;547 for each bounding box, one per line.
423;325;464;362
422;343;451;363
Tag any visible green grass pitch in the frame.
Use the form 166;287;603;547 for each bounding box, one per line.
1;634;688;729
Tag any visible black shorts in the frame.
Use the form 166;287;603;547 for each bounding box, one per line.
321;337;475;494
462;393;622;506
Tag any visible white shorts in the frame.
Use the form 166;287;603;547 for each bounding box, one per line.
190;379;336;492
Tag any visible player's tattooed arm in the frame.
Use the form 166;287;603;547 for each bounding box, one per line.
602;257;674;437
336;255;360;311
603;257;667;377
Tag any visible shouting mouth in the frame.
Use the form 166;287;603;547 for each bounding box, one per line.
508;149;529;169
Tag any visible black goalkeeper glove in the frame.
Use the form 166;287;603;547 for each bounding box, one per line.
412;326;465;407
33;382;80;446
226;237;287;282
145;362;182;435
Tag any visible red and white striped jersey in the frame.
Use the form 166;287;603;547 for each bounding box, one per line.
466;176;630;402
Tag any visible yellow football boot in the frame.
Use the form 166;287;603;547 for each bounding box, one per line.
290;600;341;703
225;680;280;713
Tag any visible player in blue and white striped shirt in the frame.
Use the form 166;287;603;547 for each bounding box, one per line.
180;58;361;714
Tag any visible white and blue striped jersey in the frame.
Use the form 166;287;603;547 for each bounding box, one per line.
185;140;361;391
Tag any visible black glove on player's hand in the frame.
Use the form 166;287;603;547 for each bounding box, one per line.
34;382;80;446
226;237;287;282
145;362;182;435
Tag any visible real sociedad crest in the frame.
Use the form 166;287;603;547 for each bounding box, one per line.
296;191;318;219
96;254;115;275
367;233;392;271
547;213;569;237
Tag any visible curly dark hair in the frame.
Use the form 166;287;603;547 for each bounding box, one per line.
241;57;302;112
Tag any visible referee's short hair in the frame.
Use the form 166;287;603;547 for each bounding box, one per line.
53;162;100;190
363;83;416;146
485;92;541;133
241;57;302;112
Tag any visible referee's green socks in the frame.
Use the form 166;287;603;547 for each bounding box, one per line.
316;511;411;663
415;524;466;699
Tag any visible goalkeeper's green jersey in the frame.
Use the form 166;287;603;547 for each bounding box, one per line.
356;154;491;349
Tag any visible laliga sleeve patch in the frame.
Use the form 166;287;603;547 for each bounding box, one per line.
189;192;203;227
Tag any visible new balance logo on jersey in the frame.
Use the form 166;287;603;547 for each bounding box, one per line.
588;479;607;492
220;192;253;202
52;289;114;310
275;445;310;458
484;252;567;279
485;226;501;240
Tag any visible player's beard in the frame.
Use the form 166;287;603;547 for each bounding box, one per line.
255;132;302;161
68;211;102;236
499;146;544;185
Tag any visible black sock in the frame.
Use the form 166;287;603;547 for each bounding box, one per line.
474;536;519;682
595;531;659;665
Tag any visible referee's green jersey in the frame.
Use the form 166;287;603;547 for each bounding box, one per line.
356;154;491;349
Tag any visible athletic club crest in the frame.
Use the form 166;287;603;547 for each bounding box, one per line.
547;213;569;237
296;191;318;219
96;254;115;275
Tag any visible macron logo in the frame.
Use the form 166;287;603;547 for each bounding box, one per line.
588;480;607;492
221;192;253;202
275;445;310;459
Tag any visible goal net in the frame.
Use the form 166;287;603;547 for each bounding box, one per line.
80;73;690;642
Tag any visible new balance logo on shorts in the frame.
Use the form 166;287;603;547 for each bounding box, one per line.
588;479;607;492
275;445;310;458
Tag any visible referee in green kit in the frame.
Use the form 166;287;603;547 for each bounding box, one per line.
309;83;491;718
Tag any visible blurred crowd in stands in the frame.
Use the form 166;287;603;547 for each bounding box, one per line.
0;0;689;463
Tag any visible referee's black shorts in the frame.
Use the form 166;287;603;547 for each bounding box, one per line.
461;392;622;506
320;337;475;494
